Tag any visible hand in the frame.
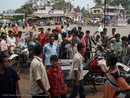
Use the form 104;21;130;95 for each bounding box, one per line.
75;80;79;88
45;91;50;97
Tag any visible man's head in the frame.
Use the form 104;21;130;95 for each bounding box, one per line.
54;29;59;35
106;53;118;67
71;36;77;45
78;27;82;32
77;43;85;56
112;28;116;34
0;55;9;69
30;31;33;36
45;33;50;40
98;23;101;27
115;33;120;41
86;30;90;37
8;30;13;37
38;28;41;32
68;31;72;37
103;28;107;34
40;28;44;33
67;23;69;27
34;44;43;57
47;28;51;32
18;31;22;37
72;29;78;37
80;32;84;38
100;32;106;37
61;33;67;40
50;55;58;67
2;34;7;40
61;25;64;29
121;36;128;45
49;34;55;45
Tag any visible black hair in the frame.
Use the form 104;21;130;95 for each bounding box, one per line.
68;31;72;34
80;32;84;35
54;34;58;40
115;33;120;37
106;53;118;66
112;28;116;31
52;29;56;33
18;31;22;34
103;28;107;31
61;33;67;38
61;25;64;29
47;28;51;31
72;29;78;36
78;34;82;39
77;43;85;52
8;30;13;34
49;34;55;39
34;44;43;56
0;55;7;63
100;31;106;34
86;30;90;33
50;55;58;61
41;28;44;30
2;34;7;39
55;29;59;32
121;36;128;41
78;27;82;30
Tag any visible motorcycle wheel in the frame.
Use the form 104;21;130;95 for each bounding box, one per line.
9;57;21;75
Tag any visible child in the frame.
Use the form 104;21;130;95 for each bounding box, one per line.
0;55;21;98
103;53;130;98
47;55;67;98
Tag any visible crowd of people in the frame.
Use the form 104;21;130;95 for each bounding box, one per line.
0;23;130;98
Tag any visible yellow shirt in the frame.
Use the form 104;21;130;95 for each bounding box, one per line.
5;28;8;35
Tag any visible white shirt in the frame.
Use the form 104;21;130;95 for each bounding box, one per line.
69;52;84;80
98;26;103;35
7;37;16;53
30;56;50;95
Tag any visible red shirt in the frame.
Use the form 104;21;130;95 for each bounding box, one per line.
38;32;45;42
40;38;49;47
47;65;67;97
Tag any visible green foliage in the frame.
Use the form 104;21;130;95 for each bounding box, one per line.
74;6;81;12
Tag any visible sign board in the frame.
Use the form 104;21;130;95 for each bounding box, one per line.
3;13;25;16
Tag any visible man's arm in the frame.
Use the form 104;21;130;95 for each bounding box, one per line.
74;70;79;88
15;81;21;98
37;79;50;96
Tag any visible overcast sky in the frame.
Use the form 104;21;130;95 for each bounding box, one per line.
0;0;95;13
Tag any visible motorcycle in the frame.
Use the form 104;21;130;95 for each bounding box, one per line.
9;41;30;74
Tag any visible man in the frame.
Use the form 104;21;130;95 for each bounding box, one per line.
71;29;81;44
43;34;59;69
84;30;97;61
46;28;51;34
65;36;77;59
61;25;65;33
0;34;9;57
12;24;18;37
109;28;116;38
69;43;85;98
66;31;72;41
66;23;71;34
121;36;130;65
78;27;82;34
38;28;45;43
40;33;50;47
95;23;103;41
109;33;123;58
30;44;50;98
27;31;36;45
53;29;62;46
7;30;16;54
60;33;70;59
16;31;25;44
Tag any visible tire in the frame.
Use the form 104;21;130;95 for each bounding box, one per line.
9;57;21;74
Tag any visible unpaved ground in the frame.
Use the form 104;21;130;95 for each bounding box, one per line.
19;69;105;98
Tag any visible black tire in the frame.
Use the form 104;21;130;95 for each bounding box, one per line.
9;57;21;74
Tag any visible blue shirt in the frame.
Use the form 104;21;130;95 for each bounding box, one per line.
0;66;20;98
66;27;70;34
43;42;59;66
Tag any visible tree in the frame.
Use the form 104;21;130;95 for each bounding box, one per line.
110;0;130;9
74;6;81;12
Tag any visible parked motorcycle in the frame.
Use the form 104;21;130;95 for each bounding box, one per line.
9;42;30;74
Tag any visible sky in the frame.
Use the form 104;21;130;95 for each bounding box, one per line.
0;0;95;13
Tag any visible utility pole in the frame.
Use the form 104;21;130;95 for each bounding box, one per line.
104;0;106;28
